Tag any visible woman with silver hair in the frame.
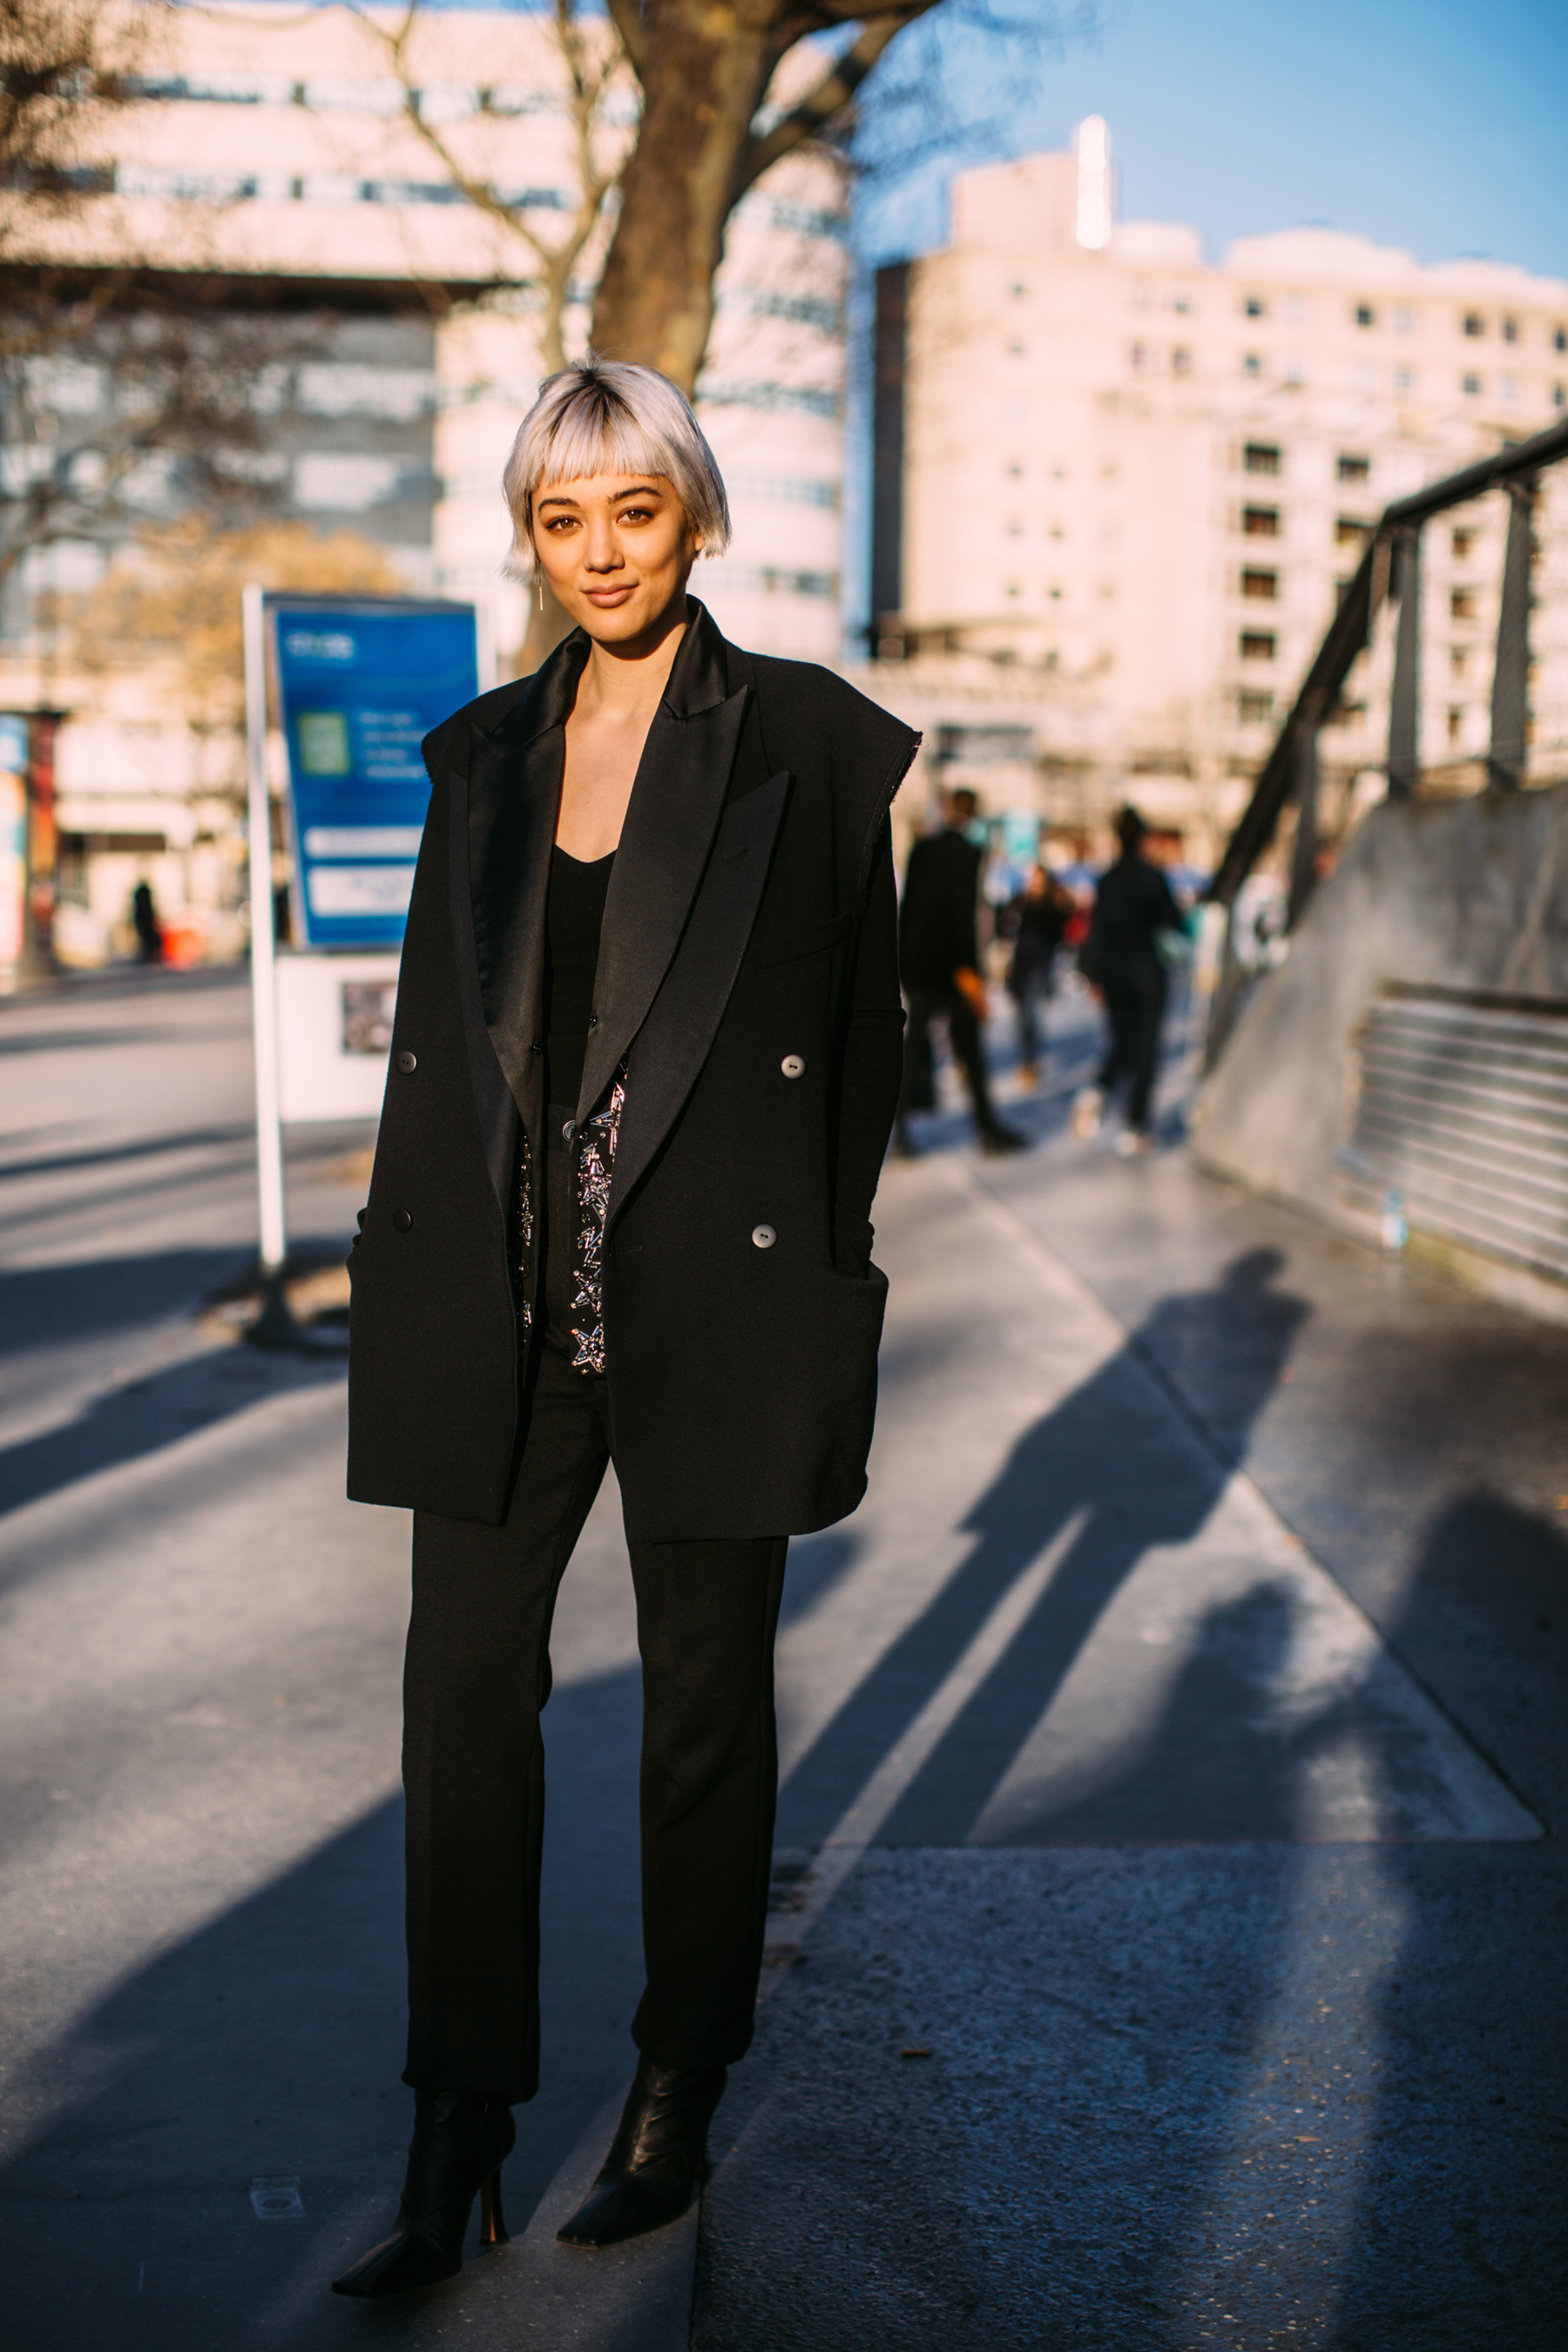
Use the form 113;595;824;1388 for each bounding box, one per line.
333;358;918;2298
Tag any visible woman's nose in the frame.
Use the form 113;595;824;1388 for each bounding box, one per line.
583;524;621;572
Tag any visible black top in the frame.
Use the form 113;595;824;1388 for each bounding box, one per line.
542;844;614;1108
1005;886;1067;985
898;827;983;989
1083;854;1183;981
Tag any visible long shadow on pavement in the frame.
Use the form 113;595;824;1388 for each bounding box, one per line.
777;1247;1308;1852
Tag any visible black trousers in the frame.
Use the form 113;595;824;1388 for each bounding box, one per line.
1098;965;1167;1132
899;981;1004;1133
402;1334;787;2102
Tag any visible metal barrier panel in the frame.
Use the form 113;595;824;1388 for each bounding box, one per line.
1340;987;1568;1282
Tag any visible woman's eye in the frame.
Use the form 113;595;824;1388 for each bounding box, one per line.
618;506;652;524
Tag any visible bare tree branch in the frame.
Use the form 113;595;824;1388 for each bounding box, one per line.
731;10;934;201
601;0;647;78
345;0;629;375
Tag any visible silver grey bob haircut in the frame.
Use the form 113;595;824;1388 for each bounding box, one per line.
502;358;731;579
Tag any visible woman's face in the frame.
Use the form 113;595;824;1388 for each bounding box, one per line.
531;471;700;647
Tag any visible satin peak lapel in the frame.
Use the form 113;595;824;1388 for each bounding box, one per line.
464;631;589;1144
576;684;749;1122
610;767;789;1222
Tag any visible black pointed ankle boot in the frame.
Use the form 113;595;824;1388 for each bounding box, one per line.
331;2089;516;2298
557;2056;727;2249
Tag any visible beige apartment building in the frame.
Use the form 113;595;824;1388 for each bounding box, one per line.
864;125;1568;869
3;3;847;970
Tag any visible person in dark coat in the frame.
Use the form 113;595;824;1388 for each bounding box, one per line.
333;361;917;2303
1073;805;1185;1155
1003;862;1069;1085
131;878;162;963
895;787;1024;1155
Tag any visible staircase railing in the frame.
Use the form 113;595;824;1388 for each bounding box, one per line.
1202;412;1568;1066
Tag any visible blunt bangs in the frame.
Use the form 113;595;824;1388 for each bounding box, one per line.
502;359;731;578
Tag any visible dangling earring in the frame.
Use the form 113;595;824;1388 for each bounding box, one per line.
537;578;544;613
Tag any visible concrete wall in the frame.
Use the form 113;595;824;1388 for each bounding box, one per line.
1193;781;1568;1242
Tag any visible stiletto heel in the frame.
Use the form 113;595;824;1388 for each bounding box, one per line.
478;2169;508;2247
332;2090;516;2299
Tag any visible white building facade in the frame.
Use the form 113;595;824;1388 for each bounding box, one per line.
3;3;848;966
865;127;1568;868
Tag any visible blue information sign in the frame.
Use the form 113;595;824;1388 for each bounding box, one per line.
268;597;479;949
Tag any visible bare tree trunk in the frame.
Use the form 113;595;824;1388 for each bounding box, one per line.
589;4;779;391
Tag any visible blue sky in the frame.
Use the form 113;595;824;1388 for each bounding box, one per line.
854;0;1568;280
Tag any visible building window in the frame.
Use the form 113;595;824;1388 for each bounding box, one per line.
1005;581;1020;598
1243;505;1281;537
1451;528;1475;558
1172;347;1191;375
1335;516;1371;547
1244;442;1281;475
1241;569;1279;600
1172;291;1191;314
1556;328;1567;353
1463;313;1484;337
1282;354;1305;386
1238;690;1274;723
1395;366;1415;392
1502;316;1518;343
1450;645;1469;679
1130;342;1148;370
1007;340;1025;355
1355;303;1375;328
1244;294;1266;318
1447;708;1463;745
1337;452;1370;483
1049;585;1064;600
1450;588;1477;622
1242;352;1262;377
1463;373;1482;395
1006;461;1023;476
1556;385;1567;409
1240;632;1276;661
1394;304;1416;334
1010;281;1028;298
1501;373;1519;402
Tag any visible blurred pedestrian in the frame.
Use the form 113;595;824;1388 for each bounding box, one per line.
131;879;163;963
1004;862;1069;1087
1072;807;1185;1156
895;787;1025;1156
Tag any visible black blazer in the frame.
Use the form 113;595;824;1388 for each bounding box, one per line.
346;603;920;1542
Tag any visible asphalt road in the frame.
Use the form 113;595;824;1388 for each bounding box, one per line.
1;969;1564;2350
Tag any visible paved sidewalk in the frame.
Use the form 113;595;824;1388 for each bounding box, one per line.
2;977;1564;2348
696;1139;1566;2349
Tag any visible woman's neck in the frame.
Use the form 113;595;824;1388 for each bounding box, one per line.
574;597;688;730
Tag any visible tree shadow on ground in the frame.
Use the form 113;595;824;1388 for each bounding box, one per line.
1328;1490;1568;2351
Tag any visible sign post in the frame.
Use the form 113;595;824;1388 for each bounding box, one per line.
240;589;482;1342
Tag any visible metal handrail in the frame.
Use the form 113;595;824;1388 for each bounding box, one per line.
1206;411;1568;914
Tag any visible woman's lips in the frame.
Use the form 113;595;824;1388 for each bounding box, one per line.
584;585;635;605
